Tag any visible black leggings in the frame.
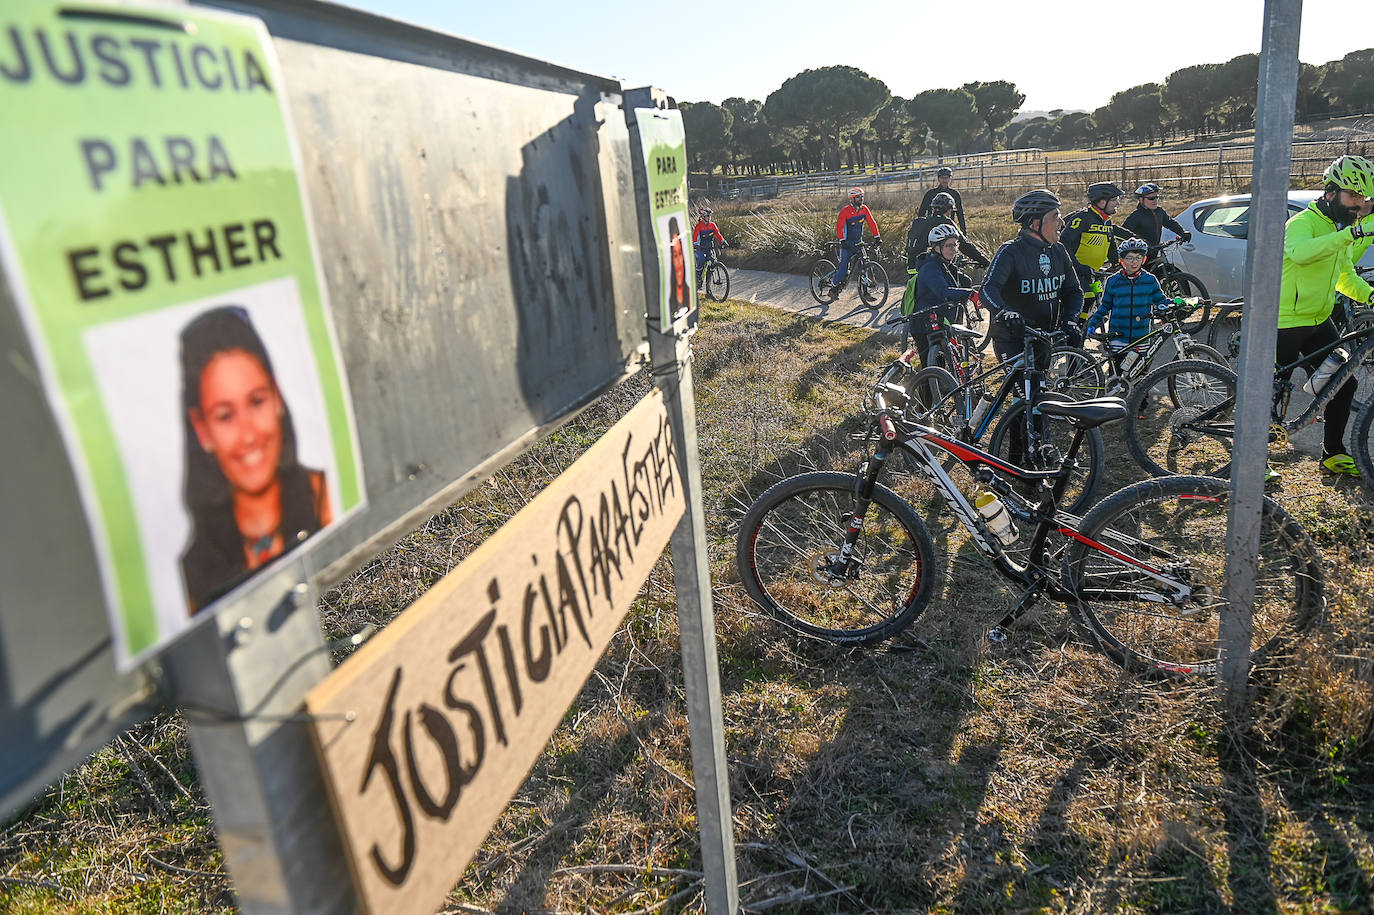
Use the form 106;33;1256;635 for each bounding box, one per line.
1276;319;1355;457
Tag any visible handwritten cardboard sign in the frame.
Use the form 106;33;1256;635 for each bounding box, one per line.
306;388;684;914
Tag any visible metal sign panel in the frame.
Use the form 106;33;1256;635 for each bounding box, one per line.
306;389;683;915
1;0;649;820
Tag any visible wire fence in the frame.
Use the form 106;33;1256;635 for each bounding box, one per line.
706;135;1374;202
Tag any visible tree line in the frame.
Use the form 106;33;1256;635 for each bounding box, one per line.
681;49;1374;176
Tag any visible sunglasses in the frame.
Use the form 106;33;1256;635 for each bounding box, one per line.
1143;195;1159;200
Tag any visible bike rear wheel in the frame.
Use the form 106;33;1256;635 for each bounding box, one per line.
1066;474;1324;678
1205;302;1245;363
736;471;937;644
987;400;1104;515
860;262;890;308
1046;345;1106;400
810;258;838;304
1159;271;1212;333
954;300;992;353
1124;359;1238;478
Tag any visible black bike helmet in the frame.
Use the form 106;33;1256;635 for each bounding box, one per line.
1088;181;1125;202
1012;189;1061;226
931;192;955;213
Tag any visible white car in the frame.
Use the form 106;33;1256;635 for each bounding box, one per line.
1162;191;1374;301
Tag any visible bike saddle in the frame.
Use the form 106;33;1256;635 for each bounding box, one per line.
1035;396;1127;428
948;323;978;338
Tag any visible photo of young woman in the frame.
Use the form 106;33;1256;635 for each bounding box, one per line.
178;306;333;612
668;216;688;314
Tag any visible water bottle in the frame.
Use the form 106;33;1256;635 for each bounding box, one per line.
975;490;1018;546
1118;346;1143;376
969;393;994;430
1302;346;1350;395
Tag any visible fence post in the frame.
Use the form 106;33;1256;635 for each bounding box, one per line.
1218;142;1225;191
980;162;985;190
1043;158;1050;188
1121;149;1127;186
1347;135;1352;156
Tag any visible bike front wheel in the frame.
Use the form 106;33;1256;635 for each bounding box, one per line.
736;472;937;644
1205;302;1245;364
987;400;1105;515
810;258;838;304
706;263;730;301
1124;359;1238;478
1066;474;1325;678
1346;390;1374;501
860;262;890;308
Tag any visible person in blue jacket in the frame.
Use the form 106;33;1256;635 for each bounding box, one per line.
1086;237;1167;350
909;223;975;366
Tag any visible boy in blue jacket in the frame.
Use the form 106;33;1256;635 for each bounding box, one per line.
1086;237;1166;351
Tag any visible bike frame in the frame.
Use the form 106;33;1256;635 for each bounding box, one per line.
1170;329;1374;446
846;408;1187;611
1090;305;1199;384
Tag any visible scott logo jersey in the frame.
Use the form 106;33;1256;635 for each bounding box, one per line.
1060;206;1120;285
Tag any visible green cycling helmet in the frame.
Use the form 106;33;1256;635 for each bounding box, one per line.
1324;155;1374;196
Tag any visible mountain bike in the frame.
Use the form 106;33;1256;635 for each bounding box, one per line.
735;366;1325;678
695;243;730;301
1083;297;1227;398
810;240;889;308
1123;325;1374;495
880;324;1106;514
1147;237;1212;332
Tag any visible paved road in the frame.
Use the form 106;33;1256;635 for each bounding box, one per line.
730;268;908;336
727;266;1329;461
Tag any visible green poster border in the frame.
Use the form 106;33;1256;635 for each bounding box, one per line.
0;1;365;665
635;109;696;328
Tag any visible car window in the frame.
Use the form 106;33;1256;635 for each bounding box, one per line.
1194;202;1307;240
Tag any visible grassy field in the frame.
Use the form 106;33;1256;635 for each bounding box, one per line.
4;299;1374;913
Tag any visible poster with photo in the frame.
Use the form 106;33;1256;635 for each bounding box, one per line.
0;1;365;668
634;108;696;328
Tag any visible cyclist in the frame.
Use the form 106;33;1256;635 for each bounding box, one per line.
982;189;1085;462
828;187;882;292
919;166;968;233
908;223;975;367
692;204;725;291
1061;182;1129;323
1122;183;1191;272
1276;154;1374;477
905;192;989;271
1085;237;1168;353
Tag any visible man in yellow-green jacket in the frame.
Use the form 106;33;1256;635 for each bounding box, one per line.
1277;155;1374;476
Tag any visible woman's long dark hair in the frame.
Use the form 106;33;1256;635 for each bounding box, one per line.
179;306;323;611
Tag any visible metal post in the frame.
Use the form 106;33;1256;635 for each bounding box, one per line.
1221;0;1302;706
625;87;740;915
165;569;360;914
1121;148;1128;186
980;162;985;190
1044;158;1050;188
1218;142;1226;191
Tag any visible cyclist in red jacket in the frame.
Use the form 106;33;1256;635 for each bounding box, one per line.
692;204;725;291
826;188;882;291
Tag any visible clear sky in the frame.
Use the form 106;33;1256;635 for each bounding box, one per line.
343;0;1366;113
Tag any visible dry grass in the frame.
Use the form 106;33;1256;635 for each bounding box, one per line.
5;299;1374;913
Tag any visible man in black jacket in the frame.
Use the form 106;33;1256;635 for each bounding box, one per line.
918;167;968;233
982;188;1086;464
906;192;989;270
984;188;1085;359
1121;183;1192;270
